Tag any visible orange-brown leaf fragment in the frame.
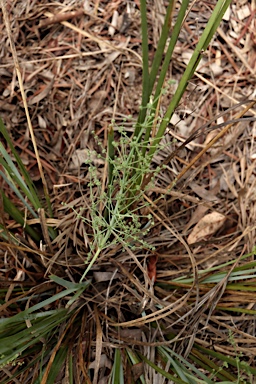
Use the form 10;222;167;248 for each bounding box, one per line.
147;255;158;283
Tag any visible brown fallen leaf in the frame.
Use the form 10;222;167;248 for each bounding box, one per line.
28;78;54;105
190;182;220;202
131;363;144;382
187;212;226;244
184;205;209;233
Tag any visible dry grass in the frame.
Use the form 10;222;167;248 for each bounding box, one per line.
0;0;256;382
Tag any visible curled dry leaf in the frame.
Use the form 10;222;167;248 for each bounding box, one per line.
187;211;226;244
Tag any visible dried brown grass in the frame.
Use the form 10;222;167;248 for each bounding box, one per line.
1;0;256;382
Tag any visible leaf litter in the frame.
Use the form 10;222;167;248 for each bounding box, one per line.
0;0;256;382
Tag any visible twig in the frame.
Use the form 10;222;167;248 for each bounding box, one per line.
39;9;84;28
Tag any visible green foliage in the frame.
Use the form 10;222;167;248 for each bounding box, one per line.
136;0;232;158
0;117;55;241
109;349;124;384
0;278;90;382
74;122;161;280
78;0;232;278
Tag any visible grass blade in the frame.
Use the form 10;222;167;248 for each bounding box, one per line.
1;190;41;241
138;0;150;125
148;0;232;158
141;0;190;151
0;118;42;209
110;349;124;384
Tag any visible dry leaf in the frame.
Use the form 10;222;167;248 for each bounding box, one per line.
237;5;250;20
170;112;190;137
119;328;143;340
182;51;223;75
184;205;209;233
190;182;220;202
131;362;144;381
28;79;54;105
187;212;226;244
223;6;231;21
69;149;104;170
88;90;108;112
108;10;119;36
89;354;111;370
38;115;47;129
93;271;121;282
219;165;238;194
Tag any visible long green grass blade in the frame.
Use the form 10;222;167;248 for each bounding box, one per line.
126;349;146;384
0;311;69;367
138;0;150;124
216;306;256;315
0;118;42;209
69;352;74;384
148;0;232;158
0;168;37;218
141;0;189;151
189;350;238;382
0;288;79;330
46;346;69;384
159;346;216;383
148;0;175;93
0;117;56;240
194;345;256;377
1;190;41;241
135;0;176;138
0;144;38;205
110;349;124;384
138;351;189;383
49;275;91;290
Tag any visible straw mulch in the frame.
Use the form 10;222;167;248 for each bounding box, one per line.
1;0;256;382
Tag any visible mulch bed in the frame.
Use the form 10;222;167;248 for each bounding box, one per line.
1;0;256;381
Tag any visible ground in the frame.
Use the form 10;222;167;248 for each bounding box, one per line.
0;0;256;383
